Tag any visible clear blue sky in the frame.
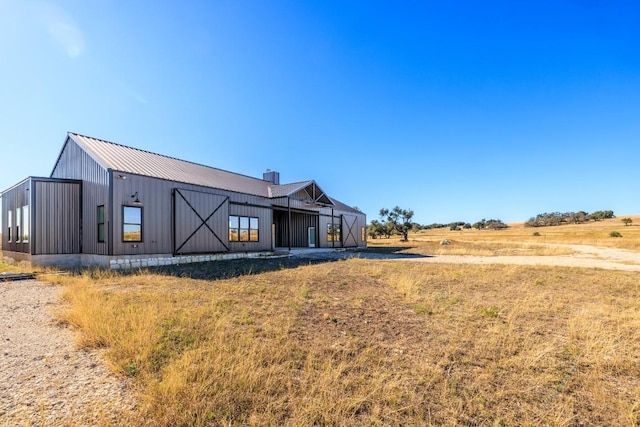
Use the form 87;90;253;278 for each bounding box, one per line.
1;0;639;225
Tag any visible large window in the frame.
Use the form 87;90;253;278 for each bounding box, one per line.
97;205;105;243
7;210;11;242
15;207;21;243
22;206;29;243
123;206;142;242
327;223;341;242
229;216;259;242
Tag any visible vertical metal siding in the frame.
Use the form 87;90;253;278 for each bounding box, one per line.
33;181;81;254
229;203;273;252
273;210;318;248
51;138;109;255
1;179;31;254
318;214;339;248
109;174;273;256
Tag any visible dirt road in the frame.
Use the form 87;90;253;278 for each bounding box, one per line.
368;244;640;271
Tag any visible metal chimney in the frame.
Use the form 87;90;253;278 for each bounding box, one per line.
263;169;280;185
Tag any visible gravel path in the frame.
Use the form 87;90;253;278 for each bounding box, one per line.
291;244;640;271
0;280;135;426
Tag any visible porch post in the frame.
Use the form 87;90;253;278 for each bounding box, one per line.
331;208;335;248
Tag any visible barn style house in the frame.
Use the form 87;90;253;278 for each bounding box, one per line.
1;133;366;269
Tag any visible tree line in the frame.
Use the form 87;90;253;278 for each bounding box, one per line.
367;207;507;240
367;207;617;240
524;210;614;227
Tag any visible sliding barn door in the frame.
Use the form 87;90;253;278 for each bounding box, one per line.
341;214;358;248
173;189;229;254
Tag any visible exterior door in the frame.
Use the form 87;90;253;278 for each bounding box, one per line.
308;226;316;247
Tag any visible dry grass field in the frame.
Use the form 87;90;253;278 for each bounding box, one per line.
381;215;640;254
408;215;640;255
8;216;640;425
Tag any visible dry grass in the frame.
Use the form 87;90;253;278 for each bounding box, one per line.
43;256;640;426
367;215;640;255
0;262;22;273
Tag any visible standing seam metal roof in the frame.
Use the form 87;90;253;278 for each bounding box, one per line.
64;132;358;215
68;132;275;197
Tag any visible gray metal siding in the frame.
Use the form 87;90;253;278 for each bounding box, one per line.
273;209;319;248
33;180;81;255
45;135;366;255
229;203;273;252
109;174;273;256
51;137;109;255
1;179;31;254
319;214;340;248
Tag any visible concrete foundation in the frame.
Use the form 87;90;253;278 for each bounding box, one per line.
2;251;274;270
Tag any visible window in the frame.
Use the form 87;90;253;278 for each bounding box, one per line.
15;207;21;243
97;205;105;243
327;223;341;242
7;210;11;242
22;206;29;243
361;226;366;242
123;206;142;242
229;215;259;242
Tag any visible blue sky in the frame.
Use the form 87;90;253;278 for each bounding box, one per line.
1;1;639;225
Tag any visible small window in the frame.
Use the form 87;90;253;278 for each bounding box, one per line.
15;207;21;243
123;206;142;242
249;217;259;241
22;206;29;243
7;210;12;242
97;205;105;243
327;223;341;242
229;215;259;242
229;216;240;241
361;226;366;242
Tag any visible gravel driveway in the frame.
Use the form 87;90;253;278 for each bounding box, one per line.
361;244;640;271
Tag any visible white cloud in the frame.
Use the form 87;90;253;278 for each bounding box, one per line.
33;1;85;58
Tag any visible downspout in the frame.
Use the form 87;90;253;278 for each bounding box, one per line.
287;196;291;251
108;169;114;256
28;179;35;256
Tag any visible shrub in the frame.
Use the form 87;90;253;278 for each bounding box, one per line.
609;231;622;238
532;232;541;236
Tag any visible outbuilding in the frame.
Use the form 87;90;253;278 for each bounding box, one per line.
1;133;366;268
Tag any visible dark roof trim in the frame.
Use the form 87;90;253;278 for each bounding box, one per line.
0;176;82;196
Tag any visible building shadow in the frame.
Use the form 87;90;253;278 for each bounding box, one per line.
145;255;348;280
144;249;429;281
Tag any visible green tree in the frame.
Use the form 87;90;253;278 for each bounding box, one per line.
379;206;414;241
621;217;633;226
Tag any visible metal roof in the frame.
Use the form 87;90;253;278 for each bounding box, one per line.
329;197;363;215
64;133;350;210
68;133;273;197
